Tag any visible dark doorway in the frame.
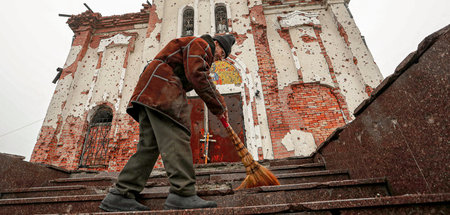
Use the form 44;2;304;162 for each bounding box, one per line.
188;93;245;164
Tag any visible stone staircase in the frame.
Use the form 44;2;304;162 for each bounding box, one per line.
1;156;448;214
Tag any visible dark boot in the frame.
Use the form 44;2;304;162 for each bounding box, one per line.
99;188;150;212
163;193;217;210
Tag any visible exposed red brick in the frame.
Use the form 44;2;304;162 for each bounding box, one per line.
96;25;135;34
249;5;266;26
96;52;103;69
61;30;92;80
337;22;350;46
257;147;264;160
233;33;248;46
123;34;137;68
267;0;283;6
301;34;317;43
146;4;162;38
353;56;358;65
90;35;101;49
365;84;374;97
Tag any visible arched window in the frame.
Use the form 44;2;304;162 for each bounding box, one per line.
215;5;228;34
79;106;113;168
182;7;195;37
91;107;113;124
210;61;242;85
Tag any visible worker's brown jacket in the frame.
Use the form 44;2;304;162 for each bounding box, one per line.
127;35;227;134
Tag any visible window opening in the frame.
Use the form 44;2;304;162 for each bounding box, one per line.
79;106;113;168
182;8;195;36
215;5;228;34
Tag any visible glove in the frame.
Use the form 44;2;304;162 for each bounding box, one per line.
216;110;229;125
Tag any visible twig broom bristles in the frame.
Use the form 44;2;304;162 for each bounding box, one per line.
220;116;280;189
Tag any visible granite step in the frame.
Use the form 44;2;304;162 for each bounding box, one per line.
89;193;450;214
0;183;231;199
268;156;315;167
49;176;116;187
0;178;389;214
194;162;326;175
192;156;315;170
68;162;325;180
50;169;349;190
142;178;389;209
21;157;317;192
226;169;350;189
0;185;103;199
207;177;390;208
67;158;316;180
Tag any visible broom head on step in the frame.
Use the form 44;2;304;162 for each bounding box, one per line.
237;160;280;189
220;116;280;189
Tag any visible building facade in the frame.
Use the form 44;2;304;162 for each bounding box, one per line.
31;0;383;171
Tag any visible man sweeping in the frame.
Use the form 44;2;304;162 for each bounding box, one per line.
99;34;235;212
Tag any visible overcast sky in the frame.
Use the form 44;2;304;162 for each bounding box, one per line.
0;0;449;161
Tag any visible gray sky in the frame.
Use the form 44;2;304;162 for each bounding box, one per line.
0;0;449;161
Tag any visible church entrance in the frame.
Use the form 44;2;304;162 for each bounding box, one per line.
188;60;245;164
188;93;245;164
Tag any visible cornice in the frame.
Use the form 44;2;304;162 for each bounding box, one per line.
262;0;325;14
262;0;349;14
262;0;324;7
67;4;150;33
67;11;101;32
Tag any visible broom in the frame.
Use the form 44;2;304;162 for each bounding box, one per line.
219;116;280;189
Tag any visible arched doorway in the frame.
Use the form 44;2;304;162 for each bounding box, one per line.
188;60;245;164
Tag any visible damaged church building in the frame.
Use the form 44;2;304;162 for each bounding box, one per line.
31;0;383;171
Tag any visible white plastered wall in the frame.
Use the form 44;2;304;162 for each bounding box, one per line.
328;2;383;87
121;28;148;114
67;30;146;119
37;27;146;159
227;0;274;159
265;13;300;89
143;0;164;61
61;29;146;149
88;35;129;111
318;7;368;115
41;45;83;130
198;0;211;35
42;75;72;130
279;11;334;87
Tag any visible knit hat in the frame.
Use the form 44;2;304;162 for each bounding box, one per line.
213;34;236;58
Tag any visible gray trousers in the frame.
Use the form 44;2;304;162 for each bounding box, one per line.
115;106;196;198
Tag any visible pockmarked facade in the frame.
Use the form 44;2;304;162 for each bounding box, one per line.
31;0;383;171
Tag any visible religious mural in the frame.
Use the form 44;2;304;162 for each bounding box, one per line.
209;61;242;85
